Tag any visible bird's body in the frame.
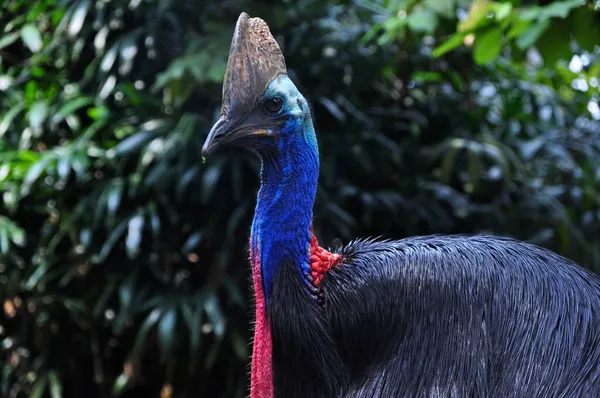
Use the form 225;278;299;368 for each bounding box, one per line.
270;235;600;397
202;13;600;398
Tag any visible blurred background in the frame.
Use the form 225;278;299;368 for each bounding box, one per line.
1;0;599;397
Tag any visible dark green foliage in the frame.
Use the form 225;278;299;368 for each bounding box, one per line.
1;0;599;397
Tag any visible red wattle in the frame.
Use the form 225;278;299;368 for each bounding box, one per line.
250;240;274;398
309;229;342;287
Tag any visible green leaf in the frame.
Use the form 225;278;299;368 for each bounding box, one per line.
21;156;52;195
571;7;600;52
474;27;503;64
424;0;455;18
515;18;551;49
30;375;48;398
541;0;583;19
51;97;95;125
433;33;468;57
492;2;512;20
458;0;493;32
158;309;176;362
0;32;20;50
29;101;48;132
21;24;43;53
48;371;63;398
507;17;530;39
0;103;25;136
407;6;439;33
537;19;572;66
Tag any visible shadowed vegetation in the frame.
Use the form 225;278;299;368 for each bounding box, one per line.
1;0;599;396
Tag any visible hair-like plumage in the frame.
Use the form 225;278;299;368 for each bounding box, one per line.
203;12;600;398
269;234;600;397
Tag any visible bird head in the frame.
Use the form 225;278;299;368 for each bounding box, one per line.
202;12;314;157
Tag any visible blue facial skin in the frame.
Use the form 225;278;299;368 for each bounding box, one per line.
250;75;320;303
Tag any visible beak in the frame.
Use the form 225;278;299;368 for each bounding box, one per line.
201;115;227;156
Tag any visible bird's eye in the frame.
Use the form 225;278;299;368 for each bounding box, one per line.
264;97;283;115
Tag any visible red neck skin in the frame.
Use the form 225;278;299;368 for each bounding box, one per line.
249;231;341;398
250;239;274;398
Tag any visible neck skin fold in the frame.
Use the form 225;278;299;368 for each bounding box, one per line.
249;113;319;398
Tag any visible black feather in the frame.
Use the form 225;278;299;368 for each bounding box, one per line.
269;234;600;397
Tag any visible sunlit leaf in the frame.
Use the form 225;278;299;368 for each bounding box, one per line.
68;0;91;37
126;212;144;259
21;24;43;53
474;28;503;64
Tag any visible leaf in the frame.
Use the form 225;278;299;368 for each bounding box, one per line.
182;231;203;254
21;24;43;53
0;32;20;50
51;97;95;125
158;309;176;362
474;27;503;64
133;308;162;356
319;97;346;122
126;213;144;259
21;156;52;195
107;180;124;217
94;219;127;262
424;0;455;18
29;101;48;132
515;18;551;49
507;18;530;39
0;103;25;136
68;0;91;37
536;19;572;66
0;229;9;254
466;142;482;192
181;303;202;352
520;136;546;160
113;131;154;156
101;43;119;72
571;7;600;52
408;6;439;33
458;0;493;32
204;295;225;338
201;162;223;204
24;263;48;290
57;156;71;180
48;371;63;398
0;75;14;91
29;375;48;398
433;33;468;57
540;0;582;19
492;2;512;20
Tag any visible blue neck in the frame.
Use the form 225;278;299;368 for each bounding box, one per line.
251;117;319;302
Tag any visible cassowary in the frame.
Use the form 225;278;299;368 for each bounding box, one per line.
202;12;600;398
